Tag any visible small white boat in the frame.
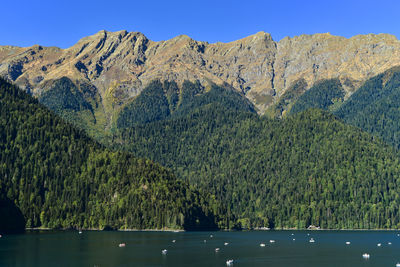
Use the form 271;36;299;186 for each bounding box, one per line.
118;243;126;248
204;240;207;243
269;240;275;243
362;253;370;259
388;242;392;245
345;241;350;245
215;248;220;252
260;243;266;247
396;263;400;267
291;233;294;236
162;249;168;255
292;238;296;241
0;235;2;238
309;238;315;243
210;235;213;238
78;230;82;234
377;243;382;247
224;242;229;246
172;240;176;243
226;259;234;266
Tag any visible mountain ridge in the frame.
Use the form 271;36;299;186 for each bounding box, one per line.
1;30;400;116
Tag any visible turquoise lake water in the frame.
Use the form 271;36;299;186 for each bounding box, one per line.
1;230;400;266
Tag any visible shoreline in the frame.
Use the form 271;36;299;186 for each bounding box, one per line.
251;228;400;231
25;227;185;232
24;227;400;232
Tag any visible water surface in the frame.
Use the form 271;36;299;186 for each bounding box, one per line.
1;230;400;266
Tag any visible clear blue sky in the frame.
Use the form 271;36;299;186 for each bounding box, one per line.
1;0;399;48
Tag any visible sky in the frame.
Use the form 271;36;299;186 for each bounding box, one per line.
1;0;399;48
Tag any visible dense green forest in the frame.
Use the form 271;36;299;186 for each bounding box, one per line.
334;67;400;149
283;67;400;149
289;78;345;115
7;71;400;231
116;80;172;128
0;78;217;233
39;77;108;140
116;80;255;129
113;81;400;229
40;77;93;115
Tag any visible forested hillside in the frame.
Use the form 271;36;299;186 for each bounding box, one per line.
289;78;345;115
115;97;400;229
280;68;400;150
5;73;400;232
116;80;255;129
39;77;108;140
334;67;400;149
0;78;217;232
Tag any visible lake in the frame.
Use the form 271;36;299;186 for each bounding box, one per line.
1;230;400;266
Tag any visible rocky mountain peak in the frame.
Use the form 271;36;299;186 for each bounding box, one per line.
1;30;400;113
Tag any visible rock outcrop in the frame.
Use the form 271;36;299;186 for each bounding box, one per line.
1;30;400;113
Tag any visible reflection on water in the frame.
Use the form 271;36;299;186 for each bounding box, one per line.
1;230;400;266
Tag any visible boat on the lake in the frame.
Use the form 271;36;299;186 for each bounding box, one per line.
260;243;265;247
226;259;234;265
309;238;315;243
162;249;167;255
118;243;126;247
362;253;370;259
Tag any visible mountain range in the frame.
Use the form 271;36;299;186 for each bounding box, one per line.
3;31;400;232
1;30;400;124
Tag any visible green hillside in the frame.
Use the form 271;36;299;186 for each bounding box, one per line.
116;80;172;128
334;67;400;148
282;68;400;150
289;78;345;115
116;80;255;129
115;103;400;230
39;77;109;141
10;72;400;231
0;78;217;232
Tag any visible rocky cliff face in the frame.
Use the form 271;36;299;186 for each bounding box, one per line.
1;30;400;114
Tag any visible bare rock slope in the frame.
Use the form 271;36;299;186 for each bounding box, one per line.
1;30;400;114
